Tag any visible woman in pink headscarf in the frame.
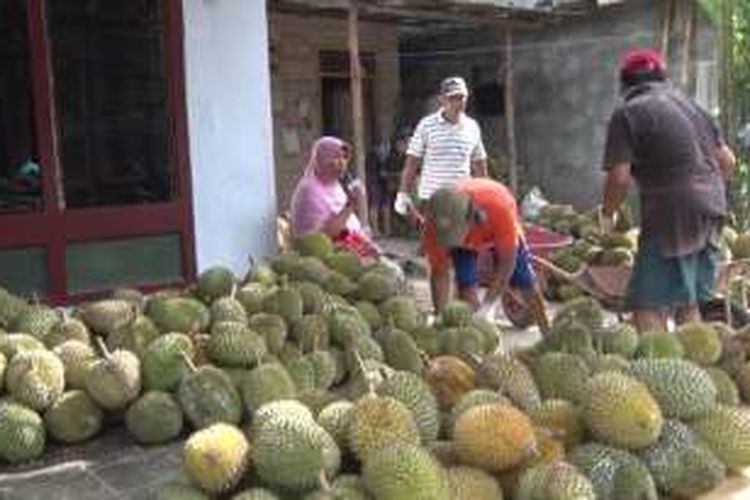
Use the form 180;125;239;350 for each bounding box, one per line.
290;136;380;258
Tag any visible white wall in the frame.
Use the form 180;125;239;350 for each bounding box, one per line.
183;0;277;275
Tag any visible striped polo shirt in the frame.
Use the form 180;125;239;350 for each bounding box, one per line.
407;110;487;200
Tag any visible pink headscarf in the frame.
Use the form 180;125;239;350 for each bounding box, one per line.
290;136;362;237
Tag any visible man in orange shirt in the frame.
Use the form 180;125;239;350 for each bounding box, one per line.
424;177;548;332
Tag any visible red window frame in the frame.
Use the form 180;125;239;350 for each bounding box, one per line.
0;0;196;304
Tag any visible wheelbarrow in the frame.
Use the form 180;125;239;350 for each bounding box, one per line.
508;253;750;330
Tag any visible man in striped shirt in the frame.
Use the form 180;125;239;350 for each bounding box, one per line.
394;76;488;311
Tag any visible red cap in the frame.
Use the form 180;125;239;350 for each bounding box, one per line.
620;48;666;78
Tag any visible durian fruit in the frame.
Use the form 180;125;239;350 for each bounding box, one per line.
453;403;537;472
439;325;485;358
253;409;341;492
516;461;596;500
235;283;268;317
379;325;423;374
288;256;332;285
356;269;399;303
326;304;370;347
552;296;604;333
296;231;335;260
246;261;278;287
446;465;503;500
210;291;248;327
581;352;630;374
44;311;90;348
689;405;750;469
529;399;585;451
362;443;450;500
178;361;242;429
240;362;297;414
638;419;726;498
317;400;355;451
675;321;723;365
285;356;317;391
636;330;684;359
601;323;639;358
303;473;370;500
183;422;249;494
306;350;338;390
252;399;313;429
323;270;358;297
354;300;382;331
377;370;440;444
472;316;502;354
410;324;441;356
0;333;45;359
44;390;103;444
295;281;327;315
439;300;473;328
52;340;96;390
379;295;421;332
533;352;590;403
195;266;236;303
568;443;658;500
580;371;662;450
76;299;137;337
705;366;741;405
325;249;364;280
0;287;29;328
231;489;279;500
110;287;146;309
475;354;541;412
425;355;476;410
208;321;267;368
262;282;304;325
125;391;184;445
141;333;195;392
146;297;211;334
349;393;421;461
297;389;339;418
13;304;60;341
106;314;161;358
0;399;45;463
629;358;717;419
6;349;65;411
85;338;141;411
448;390;509;438
291;314;329;353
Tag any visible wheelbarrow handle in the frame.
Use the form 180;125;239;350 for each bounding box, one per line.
529;255;614;304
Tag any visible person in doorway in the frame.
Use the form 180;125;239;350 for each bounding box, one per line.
290;136;379;258
393;76;488;308
599;48;736;332
423;177;549;333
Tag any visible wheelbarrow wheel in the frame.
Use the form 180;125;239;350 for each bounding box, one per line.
501;290;534;329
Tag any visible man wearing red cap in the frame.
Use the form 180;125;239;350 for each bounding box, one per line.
600;48;736;332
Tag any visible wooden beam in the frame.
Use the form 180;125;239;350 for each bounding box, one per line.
504;27;518;195
348;0;368;224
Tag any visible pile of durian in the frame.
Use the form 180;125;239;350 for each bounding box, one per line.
3;232;750;499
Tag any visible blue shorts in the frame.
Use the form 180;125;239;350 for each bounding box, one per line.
451;242;536;290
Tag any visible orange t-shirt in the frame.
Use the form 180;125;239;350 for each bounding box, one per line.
424;178;523;273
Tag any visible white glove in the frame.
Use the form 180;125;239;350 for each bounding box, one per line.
598;206;618;235
394;192;413;216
